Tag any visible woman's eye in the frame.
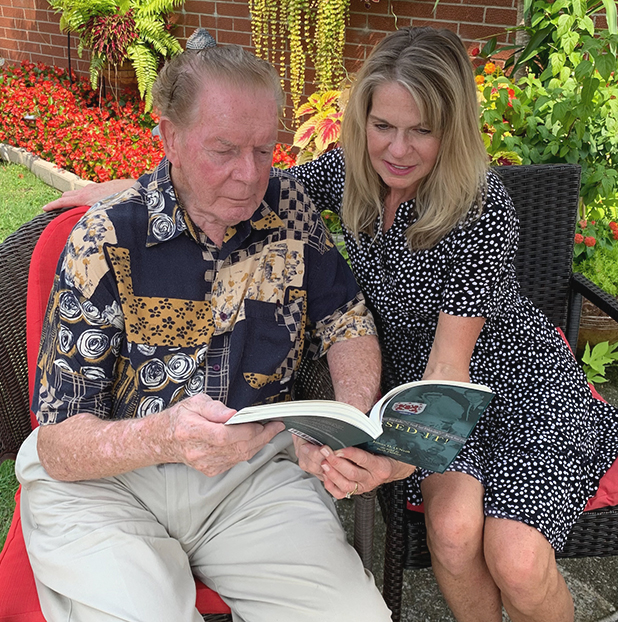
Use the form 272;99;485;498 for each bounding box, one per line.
417;128;431;135
374;123;390;131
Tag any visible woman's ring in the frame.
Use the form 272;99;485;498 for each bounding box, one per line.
345;483;359;499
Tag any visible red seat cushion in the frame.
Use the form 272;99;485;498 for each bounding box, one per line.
0;206;230;620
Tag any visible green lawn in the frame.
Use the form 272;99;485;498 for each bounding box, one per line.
0;161;60;242
0;161;60;545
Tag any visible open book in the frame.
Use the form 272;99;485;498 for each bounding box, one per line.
226;379;494;472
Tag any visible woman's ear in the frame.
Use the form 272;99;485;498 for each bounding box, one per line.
158;118;181;168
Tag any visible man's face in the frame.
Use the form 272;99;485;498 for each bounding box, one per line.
164;80;279;239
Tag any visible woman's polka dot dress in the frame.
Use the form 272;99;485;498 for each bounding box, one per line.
290;148;618;549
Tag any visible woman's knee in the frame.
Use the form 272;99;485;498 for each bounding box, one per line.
484;520;557;606
425;508;485;573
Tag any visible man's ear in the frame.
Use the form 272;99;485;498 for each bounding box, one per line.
159;117;182;168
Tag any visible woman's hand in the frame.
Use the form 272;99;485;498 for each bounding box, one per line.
319;446;415;499
43;179;136;211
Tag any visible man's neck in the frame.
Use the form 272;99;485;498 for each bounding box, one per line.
170;168;227;248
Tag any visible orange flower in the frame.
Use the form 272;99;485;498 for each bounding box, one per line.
475;75;485;85
484;62;496;75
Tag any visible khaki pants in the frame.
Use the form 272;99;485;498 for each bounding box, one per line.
16;428;391;622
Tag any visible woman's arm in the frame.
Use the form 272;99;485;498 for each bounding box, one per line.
43;178;136;211
423;311;486;382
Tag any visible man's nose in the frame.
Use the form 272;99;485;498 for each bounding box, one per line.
233;153;260;183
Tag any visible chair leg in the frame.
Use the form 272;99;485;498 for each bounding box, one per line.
382;480;406;622
354;490;377;571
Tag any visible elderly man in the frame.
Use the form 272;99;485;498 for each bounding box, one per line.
16;45;394;621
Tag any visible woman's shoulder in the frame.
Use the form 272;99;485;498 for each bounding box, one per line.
289;147;345;180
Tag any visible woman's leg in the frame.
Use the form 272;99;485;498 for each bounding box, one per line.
422;472;502;622
484;517;574;622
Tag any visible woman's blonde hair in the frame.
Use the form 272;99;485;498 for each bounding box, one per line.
341;27;488;249
152;44;284;128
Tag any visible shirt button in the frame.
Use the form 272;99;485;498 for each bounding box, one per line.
220;312;228;320
212;364;221;371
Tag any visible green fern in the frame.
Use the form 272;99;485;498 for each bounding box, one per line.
89;54;106;90
127;42;159;109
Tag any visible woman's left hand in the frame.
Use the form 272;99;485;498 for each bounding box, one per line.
319;446;416;499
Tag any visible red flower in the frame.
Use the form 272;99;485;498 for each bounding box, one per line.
470;47;480;57
574;233;584;244
610;221;618;231
584;236;597;247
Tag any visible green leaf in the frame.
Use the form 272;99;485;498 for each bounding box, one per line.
574;58;594;80
579;15;595;37
595;52;617;82
481;37;497;57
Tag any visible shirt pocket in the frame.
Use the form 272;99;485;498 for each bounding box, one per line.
239;297;304;394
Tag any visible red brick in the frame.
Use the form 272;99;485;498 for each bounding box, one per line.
27;30;51;45
38;21;63;35
348;11;368;29
367;14;401;32
2;6;25;19
484;7;517;27
391;1;436;20
232;16;252;32
217;2;249;18
360;0;393;16
184;0;214;13
215;16;233;30
182;12;201;27
1;37;19;50
218;30;251;46
198;15;217;30
437;4;485;23
458;22;509;42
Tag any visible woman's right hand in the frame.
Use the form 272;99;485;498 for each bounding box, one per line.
43;178;136;211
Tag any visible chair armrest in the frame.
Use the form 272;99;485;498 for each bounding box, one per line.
571;273;618;322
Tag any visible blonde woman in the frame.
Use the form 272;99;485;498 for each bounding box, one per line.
47;28;618;622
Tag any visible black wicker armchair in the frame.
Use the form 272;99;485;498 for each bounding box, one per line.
377;163;618;622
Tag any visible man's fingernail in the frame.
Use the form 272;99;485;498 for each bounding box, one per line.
320;447;330;458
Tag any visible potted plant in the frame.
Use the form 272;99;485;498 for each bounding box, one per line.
48;0;185;110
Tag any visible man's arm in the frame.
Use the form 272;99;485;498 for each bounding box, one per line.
37;393;285;481
326;334;381;412
43;179;136;211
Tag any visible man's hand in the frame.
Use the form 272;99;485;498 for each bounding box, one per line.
318;446;416;499
43;179;136;211
167;393;285;477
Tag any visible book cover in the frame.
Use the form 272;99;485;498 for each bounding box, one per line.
225;380;494;473
359;381;494;473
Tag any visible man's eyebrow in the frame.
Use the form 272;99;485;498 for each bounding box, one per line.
214;137;236;148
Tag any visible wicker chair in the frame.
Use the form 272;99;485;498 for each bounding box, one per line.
377;163;618;622
0;207;334;622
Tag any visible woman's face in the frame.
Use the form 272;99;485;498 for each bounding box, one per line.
366;82;441;202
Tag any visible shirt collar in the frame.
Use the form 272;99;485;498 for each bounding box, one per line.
143;158;284;248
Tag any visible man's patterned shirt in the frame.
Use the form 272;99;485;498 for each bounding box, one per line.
33;158;376;425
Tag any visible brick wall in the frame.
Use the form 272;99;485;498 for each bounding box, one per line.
0;0;519;140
